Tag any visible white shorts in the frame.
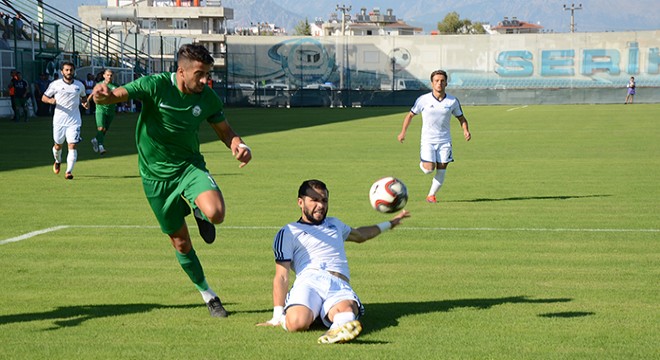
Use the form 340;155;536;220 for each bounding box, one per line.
420;142;453;164
53;124;82;145
284;269;364;327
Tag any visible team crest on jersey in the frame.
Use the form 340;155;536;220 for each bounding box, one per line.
192;105;202;117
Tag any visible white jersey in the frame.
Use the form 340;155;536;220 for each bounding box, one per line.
44;79;86;126
410;92;463;144
273;217;352;280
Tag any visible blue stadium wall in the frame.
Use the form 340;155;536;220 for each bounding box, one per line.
225;30;660;105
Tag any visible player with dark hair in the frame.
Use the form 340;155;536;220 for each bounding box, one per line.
42;62;89;179
92;44;252;318
398;69;471;203
257;179;409;344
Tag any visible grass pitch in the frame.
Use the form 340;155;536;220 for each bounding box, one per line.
0;104;658;359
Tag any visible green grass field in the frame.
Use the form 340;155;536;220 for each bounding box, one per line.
0;104;658;359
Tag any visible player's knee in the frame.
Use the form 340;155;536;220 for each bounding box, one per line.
419;162;434;174
205;208;225;225
284;315;310;332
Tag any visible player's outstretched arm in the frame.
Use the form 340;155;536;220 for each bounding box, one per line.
348;209;411;243
92;83;128;105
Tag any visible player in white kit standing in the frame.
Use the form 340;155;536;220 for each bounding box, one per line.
258;179;410;344
42;62;89;180
398;69;471;203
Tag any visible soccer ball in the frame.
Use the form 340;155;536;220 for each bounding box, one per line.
369;177;408;213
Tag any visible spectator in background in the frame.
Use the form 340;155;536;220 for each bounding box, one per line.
9;71;30;122
2;13;10;40
84;73;96;114
34;73;51;116
12;12;24;40
8;69;17;120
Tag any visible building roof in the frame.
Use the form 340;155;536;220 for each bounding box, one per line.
491;18;543;30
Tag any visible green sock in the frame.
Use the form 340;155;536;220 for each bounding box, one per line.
175;248;208;291
96;131;105;146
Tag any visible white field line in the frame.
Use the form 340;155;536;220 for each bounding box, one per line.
1;225;658;246
507;105;529;112
0;225;70;245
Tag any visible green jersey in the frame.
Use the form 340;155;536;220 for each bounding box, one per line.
124;72;226;180
96;82;118;112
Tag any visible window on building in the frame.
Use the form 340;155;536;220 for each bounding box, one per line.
173;19;188;29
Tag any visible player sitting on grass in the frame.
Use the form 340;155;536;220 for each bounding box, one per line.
257;179;410;344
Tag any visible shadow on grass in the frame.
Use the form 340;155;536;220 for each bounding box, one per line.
0;107;407;173
538;311;594;318
0;303;209;330
453;195;611;203
360;296;573;338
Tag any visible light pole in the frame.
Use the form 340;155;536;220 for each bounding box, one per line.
336;4;351;91
563;3;582;33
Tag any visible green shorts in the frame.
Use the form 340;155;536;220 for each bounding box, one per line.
142;164;221;235
95;107;116;129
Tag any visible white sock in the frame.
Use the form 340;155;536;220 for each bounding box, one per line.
200;287;218;303
429;169;446;196
330;311;356;329
53;147;62;163
66;149;77;173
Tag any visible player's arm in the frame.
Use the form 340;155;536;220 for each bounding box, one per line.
209;120;252;168
347;210;410;243
81;94;90;109
256;261;290;327
93;83;129;105
456;114;471;141
398;112;415;143
42;93;55;105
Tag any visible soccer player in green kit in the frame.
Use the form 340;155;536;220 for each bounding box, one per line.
88;69;118;155
92;44;252;318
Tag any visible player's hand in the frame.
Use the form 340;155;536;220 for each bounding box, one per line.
464;130;471;141
256;318;282;327
256;306;284;327
397;132;406;143
390;209;410;228
232;143;252;168
92;83;110;104
82;101;90;109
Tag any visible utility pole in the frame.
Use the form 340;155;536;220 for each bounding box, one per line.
336;4;351;92
563;3;582;33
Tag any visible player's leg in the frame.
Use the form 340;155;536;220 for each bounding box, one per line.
284;305;316;332
144;178;227;318
98;111;115;154
52;125;65;174
427;143;453;202
182;166;225;244
91;111;103;153
283;275;323;332
420;143;439;202
318;279;364;344
63;126;81;179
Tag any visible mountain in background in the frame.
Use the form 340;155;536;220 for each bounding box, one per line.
60;0;660;33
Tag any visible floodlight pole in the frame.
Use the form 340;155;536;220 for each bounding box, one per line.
336;4;351;91
563;3;582;33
